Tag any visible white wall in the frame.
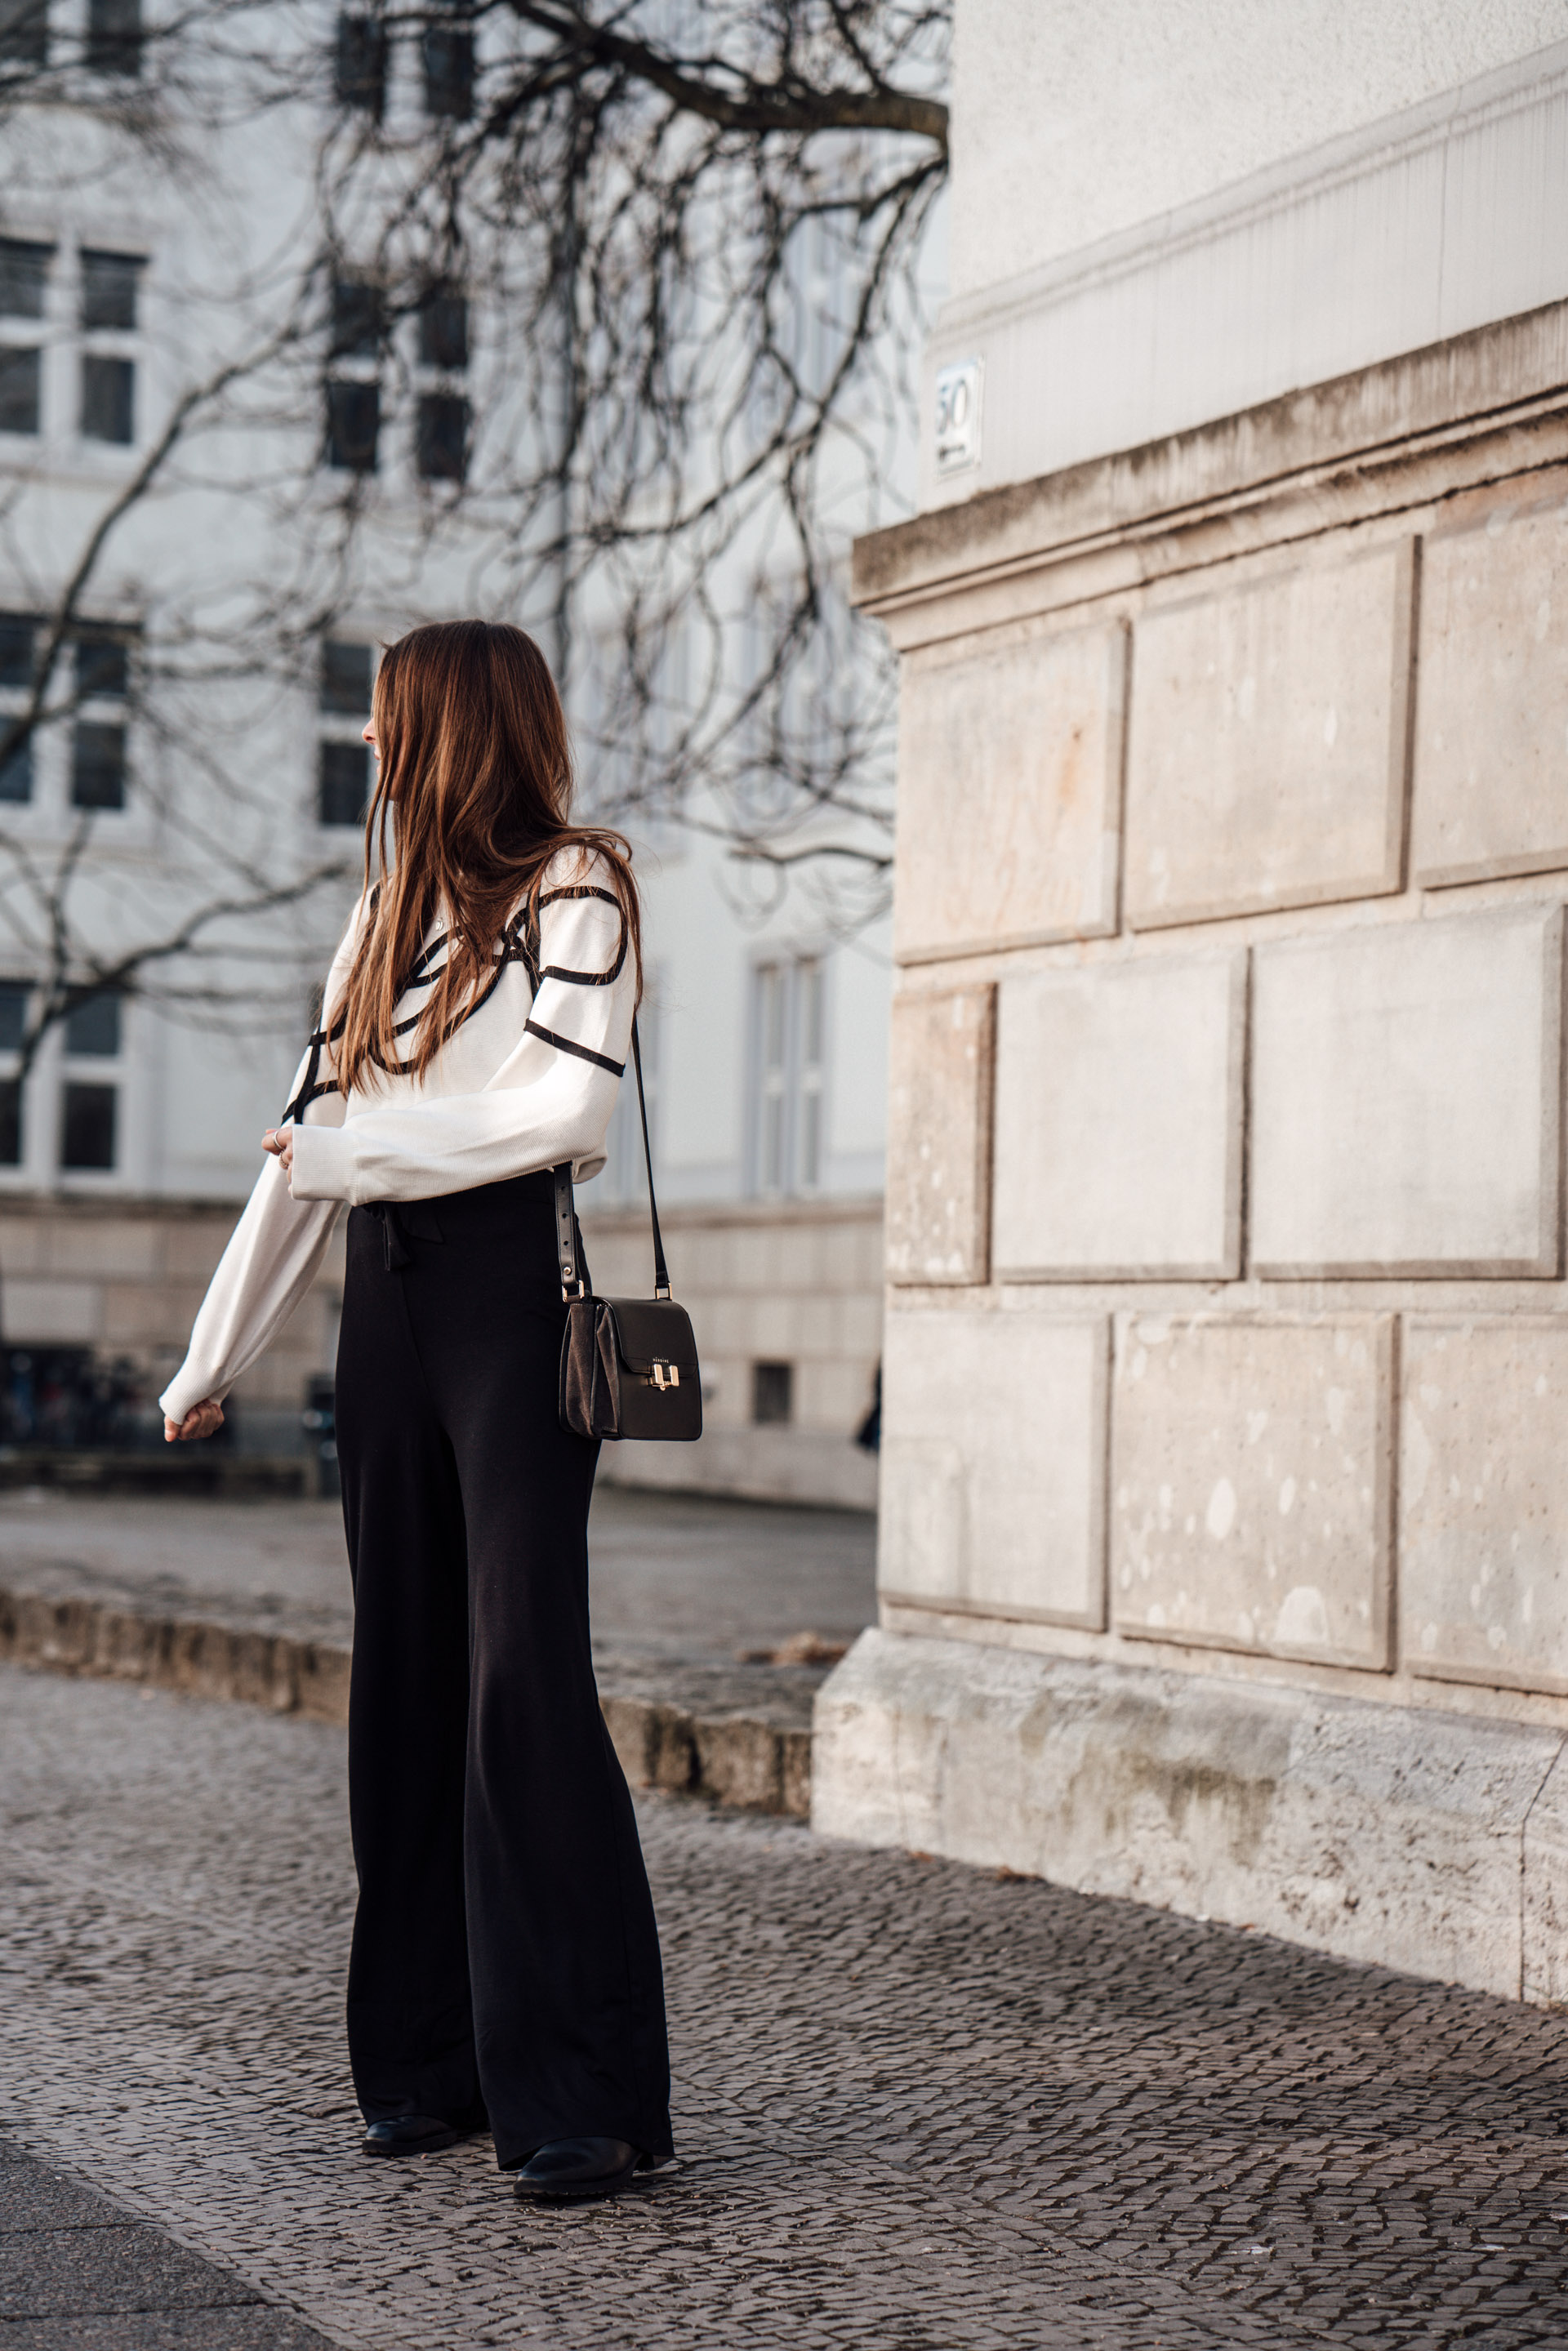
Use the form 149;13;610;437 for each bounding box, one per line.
951;0;1568;299
924;12;1568;505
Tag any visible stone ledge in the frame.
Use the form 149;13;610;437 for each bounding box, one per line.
0;1588;351;1720
853;300;1568;612
811;1627;1568;2004
599;1694;810;1818
0;1587;810;1819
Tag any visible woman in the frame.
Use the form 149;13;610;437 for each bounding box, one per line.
159;620;672;2203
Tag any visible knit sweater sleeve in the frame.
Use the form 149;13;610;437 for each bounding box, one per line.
288;852;635;1208
157;898;367;1426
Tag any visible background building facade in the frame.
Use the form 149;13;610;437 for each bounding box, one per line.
818;0;1568;2001
0;3;898;1499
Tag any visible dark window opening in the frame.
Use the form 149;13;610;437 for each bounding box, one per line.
0;982;28;1052
0;1;50;68
0;346;41;435
81;353;133;443
416;390;469;483
86;0;141;75
71;722;124;809
330;276;383;359
65;991;120;1058
60;1080;115;1169
0;741;33;803
0;613;36;687
0;1077;20;1166
80;248;141;332
334;11;385;115
421;21;473;118
74;625;131;700
418;283;468;370
318;740;368;826
324;377;379;472
0;237;51;319
320;638;372;714
752;1360;794;1427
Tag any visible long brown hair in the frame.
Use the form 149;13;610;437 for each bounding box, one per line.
335;620;640;1096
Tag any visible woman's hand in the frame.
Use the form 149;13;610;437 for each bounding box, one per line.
163;1400;225;1444
262;1126;295;1178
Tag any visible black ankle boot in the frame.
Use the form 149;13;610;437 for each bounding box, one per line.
362;2113;462;2157
512;2137;640;2202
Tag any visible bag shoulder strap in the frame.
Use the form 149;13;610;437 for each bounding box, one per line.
554;1162;586;1298
630;1015;670;1300
554;1009;668;1303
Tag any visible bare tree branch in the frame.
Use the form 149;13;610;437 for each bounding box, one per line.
503;1;949;145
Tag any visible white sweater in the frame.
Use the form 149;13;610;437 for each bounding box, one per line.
159;848;635;1427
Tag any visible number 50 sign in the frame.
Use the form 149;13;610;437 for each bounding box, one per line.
934;358;982;477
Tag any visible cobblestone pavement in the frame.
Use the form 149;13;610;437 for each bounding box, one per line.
6;1664;1568;2349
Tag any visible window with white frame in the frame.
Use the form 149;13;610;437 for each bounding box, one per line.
70;621;136;810
750;953;826;1197
735;568;858;836
318;637;374;827
333;10;386;116
788;209;840;402
0;2;50;69
0;612;42;801
0;614;137;811
324;273;382;474
321;272;471;483
78;248;144;447
86;0;143;77
0;235;51;439
414;278;470;483
59;986;123;1172
421;1;474;119
0;978;26;1167
0;978;131;1179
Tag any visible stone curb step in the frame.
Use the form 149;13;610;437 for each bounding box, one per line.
0;1587;811;1819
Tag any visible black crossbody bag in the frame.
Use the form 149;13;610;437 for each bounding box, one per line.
553;1016;702;1443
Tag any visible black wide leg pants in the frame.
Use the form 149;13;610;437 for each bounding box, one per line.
333;1170;673;2170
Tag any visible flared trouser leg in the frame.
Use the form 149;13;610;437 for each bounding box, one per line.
336;1216;483;2128
333;1179;673;2169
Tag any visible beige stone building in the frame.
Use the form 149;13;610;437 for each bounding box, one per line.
816;3;1568;2001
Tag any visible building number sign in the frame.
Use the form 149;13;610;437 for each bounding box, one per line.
934;358;982;476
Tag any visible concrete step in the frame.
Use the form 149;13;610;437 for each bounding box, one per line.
0;1583;813;1819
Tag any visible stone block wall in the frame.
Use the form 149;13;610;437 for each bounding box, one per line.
862;329;1568;1736
0;1196;345;1447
